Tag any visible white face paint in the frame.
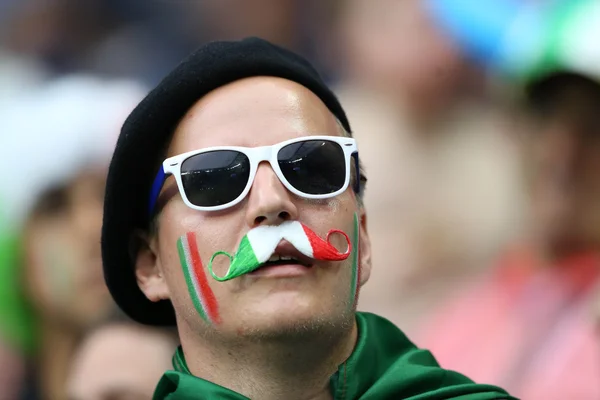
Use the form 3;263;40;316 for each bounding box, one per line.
207;221;352;282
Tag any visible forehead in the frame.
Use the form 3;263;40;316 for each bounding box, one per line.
68;326;171;395
168;77;341;156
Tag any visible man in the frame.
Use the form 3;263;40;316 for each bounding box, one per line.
67;319;177;400
102;37;515;399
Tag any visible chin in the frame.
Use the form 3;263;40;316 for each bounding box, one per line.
234;293;354;341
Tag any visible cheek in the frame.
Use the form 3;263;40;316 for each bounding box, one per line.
36;240;79;302
156;218;242;326
302;192;355;220
175;232;222;325
159;204;243;252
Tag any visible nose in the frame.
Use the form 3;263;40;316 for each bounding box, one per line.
245;162;298;227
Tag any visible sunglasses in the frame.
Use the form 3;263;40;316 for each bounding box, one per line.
149;135;360;214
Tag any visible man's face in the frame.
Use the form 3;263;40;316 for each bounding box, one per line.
136;77;371;339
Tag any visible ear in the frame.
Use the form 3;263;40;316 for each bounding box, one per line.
132;230;170;302
357;208;372;286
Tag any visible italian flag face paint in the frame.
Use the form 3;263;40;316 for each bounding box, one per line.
349;212;361;311
178;232;221;325
208;221;351;282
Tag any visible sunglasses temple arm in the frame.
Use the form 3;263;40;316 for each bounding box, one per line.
351;152;361;194
148;166;167;217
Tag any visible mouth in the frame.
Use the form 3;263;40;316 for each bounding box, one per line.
249;241;314;277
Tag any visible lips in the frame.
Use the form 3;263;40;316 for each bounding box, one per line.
265;240;315;267
253;240;314;271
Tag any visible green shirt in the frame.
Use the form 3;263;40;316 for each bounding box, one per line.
154;312;517;399
0;212;37;355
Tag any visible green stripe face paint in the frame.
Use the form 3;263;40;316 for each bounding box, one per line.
349;212;361;311
178;232;221;325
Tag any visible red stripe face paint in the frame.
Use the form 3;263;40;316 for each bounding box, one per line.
301;224;351;261
178;232;221;325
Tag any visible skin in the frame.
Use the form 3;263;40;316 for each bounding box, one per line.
135;76;372;400
338;0;475;125
21;169;114;400
24;172;111;328
0;342;25;400
67;324;175;400
524;78;600;257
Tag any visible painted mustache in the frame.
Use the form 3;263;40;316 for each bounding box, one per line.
208;221;351;282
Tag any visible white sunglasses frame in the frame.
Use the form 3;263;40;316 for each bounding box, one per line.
159;135;359;212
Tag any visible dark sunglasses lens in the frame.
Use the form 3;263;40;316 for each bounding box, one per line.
181;150;250;207
278;140;346;195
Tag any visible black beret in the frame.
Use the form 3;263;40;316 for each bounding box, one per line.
102;37;351;326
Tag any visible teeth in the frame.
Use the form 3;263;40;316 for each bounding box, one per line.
267;254;298;262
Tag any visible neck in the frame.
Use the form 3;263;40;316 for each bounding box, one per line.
38;320;80;400
180;321;358;400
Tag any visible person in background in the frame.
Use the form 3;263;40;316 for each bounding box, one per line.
418;70;600;399
67;317;178;400
0;207;33;400
20;168;116;400
331;0;524;336
415;1;600;397
0;72;145;400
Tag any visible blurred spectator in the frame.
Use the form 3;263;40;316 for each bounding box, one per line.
0;49;46;109
0;208;31;400
67;318;178;400
418;70;600;400
1;0;194;85
415;2;600;398
0;340;25;400
0;73;145;400
332;0;524;334
181;0;298;49
177;0;335;82
0;74;146;229
335;0;481;124
18;168;116;399
2;0;122;75
1;0;335;86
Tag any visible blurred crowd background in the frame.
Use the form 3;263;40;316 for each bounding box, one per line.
1;0;600;399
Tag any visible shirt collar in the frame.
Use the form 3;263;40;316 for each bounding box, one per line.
155;312;514;399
